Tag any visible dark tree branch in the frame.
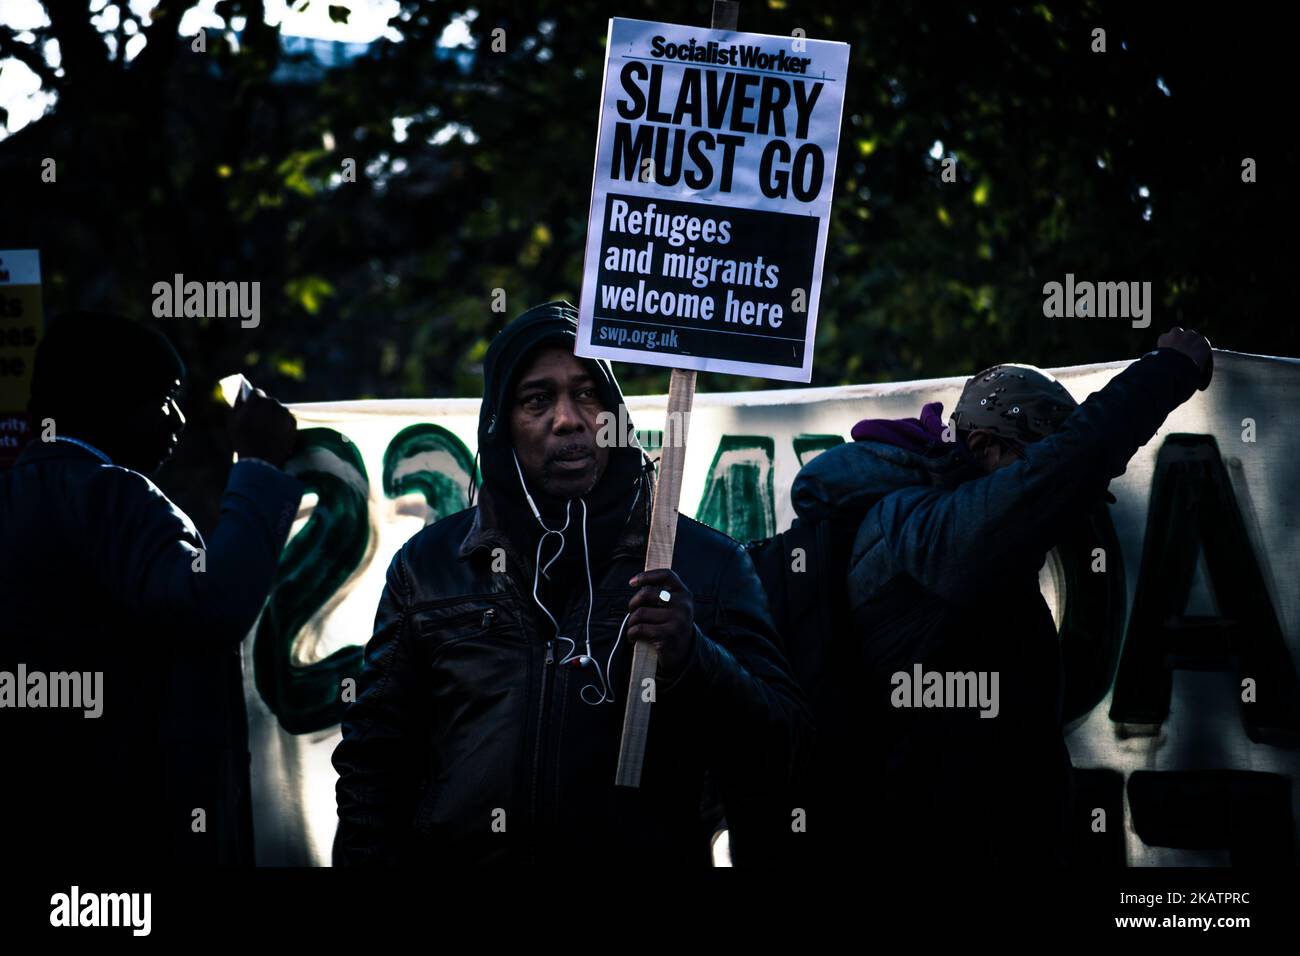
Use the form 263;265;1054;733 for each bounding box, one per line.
0;26;60;91
42;0;112;93
127;0;200;86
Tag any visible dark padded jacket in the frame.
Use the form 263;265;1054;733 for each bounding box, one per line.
331;488;812;866
791;347;1202;864
0;440;302;866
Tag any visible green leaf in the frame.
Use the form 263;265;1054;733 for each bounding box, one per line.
284;276;336;315
275;356;307;381
328;4;350;24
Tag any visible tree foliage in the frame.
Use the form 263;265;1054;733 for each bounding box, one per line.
1;0;1291;518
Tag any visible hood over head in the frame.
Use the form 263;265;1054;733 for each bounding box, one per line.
792;428;975;524
474;301;649;569
478;302;620;449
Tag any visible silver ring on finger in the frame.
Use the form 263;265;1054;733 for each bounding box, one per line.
658;589;672;605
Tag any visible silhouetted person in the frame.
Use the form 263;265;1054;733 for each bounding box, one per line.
0;312;303;866
789;327;1211;865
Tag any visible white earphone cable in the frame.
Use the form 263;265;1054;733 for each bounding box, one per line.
512;450;624;702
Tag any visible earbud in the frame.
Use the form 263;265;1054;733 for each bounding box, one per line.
512;450;543;521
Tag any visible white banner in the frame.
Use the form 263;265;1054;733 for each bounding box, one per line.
248;350;1300;865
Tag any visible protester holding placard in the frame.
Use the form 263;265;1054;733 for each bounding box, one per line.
331;302;811;866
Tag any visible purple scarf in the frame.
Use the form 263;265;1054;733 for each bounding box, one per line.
851;401;948;453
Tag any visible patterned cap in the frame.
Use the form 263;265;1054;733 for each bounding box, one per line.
951;364;1077;443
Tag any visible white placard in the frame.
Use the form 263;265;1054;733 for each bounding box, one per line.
577;18;850;382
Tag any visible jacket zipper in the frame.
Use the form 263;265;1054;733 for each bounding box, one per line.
529;637;555;862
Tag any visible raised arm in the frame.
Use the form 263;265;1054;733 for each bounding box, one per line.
862;346;1202;605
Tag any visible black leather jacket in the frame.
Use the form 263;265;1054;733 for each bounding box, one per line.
332;490;812;866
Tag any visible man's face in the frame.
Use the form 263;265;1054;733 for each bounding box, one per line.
509;347;610;500
117;378;186;473
967;428;1025;474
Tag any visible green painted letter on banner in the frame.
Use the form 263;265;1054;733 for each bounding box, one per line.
695;435;776;543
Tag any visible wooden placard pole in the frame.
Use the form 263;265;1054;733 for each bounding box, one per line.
615;0;740;789
614;366;695;787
